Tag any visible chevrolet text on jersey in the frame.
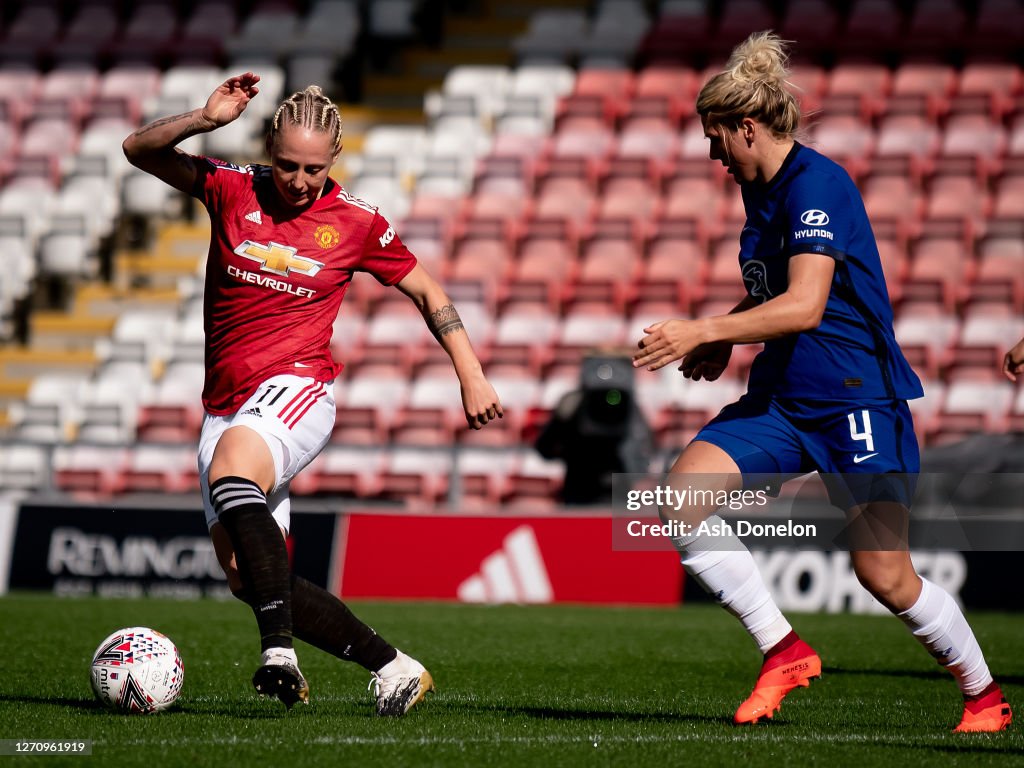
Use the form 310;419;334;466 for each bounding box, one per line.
226;265;318;297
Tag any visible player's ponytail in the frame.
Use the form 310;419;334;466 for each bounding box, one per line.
697;31;801;139
270;85;343;153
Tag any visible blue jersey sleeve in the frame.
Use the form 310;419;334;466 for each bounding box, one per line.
781;169;857;262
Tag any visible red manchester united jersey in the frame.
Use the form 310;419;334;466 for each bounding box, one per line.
191;157;417;415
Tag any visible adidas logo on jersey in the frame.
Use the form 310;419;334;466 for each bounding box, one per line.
245;210;262;225
240;407;263;418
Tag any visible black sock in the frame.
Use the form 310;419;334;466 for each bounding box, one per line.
212;475;292;652
231;577;397;671
290;575;397;672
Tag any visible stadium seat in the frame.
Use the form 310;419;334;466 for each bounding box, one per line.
713;0;776;56
53;445;128;496
840;0;904;55
809;115;875;177
578;2;651;67
950;62;1022;119
887;63;956;119
970;236;1024;310
453;447;520;506
503;449;564;508
823;63;891;120
335;364;410;444
114;3;179;65
0;5;61;65
58;4;119;66
936;114;1008;179
778;1;841;57
968;0;1024;57
121;444;195;494
903;0;969;56
0;443;48;492
376;447;453;505
305;445;386;497
513;9;588;64
893;302;959;379
903;237;973;310
990;174;1024;229
935;371;1014;441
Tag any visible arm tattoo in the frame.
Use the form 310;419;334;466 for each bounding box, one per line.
428;303;465;338
134;112;196;137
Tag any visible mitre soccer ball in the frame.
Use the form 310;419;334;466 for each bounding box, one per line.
90;627;184;713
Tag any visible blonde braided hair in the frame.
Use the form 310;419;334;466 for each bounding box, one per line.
270;85;343;152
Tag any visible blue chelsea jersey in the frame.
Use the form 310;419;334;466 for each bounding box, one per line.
737;143;923;400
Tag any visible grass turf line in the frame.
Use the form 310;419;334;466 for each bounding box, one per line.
0;593;1021;767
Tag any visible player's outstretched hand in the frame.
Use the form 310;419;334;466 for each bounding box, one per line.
681;341;733;381
461;375;503;430
633;319;704;372
202;72;260;128
1003;336;1024;382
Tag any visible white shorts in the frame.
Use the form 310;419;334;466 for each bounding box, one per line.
198;374;336;533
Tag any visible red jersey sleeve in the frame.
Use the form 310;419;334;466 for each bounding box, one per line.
358;212;418;285
191;156;253;214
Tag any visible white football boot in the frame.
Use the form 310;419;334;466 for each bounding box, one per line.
370;650;435;716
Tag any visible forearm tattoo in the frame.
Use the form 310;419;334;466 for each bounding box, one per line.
429;303;465;338
134;112;206;145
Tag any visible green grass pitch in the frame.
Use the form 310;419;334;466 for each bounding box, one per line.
0;594;1021;767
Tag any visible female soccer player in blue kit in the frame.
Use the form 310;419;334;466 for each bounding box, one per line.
633;32;1011;732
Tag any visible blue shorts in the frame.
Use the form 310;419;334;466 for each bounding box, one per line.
694;394;920;510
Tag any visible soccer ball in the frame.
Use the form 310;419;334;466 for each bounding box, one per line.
90;627;184;713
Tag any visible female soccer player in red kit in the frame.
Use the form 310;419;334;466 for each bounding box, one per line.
123;73;502;714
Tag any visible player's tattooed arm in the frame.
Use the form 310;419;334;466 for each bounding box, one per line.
123;109;216;195
428;303;465;339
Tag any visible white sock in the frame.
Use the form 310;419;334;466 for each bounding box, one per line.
672;515;791;653
898;578;993;696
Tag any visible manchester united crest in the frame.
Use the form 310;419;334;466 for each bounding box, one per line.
314;224;340;249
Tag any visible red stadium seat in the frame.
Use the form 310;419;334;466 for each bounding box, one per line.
824;63;891;120
311;446;386;497
840;0;904;54
908;380;946;444
950;63;1022;119
903;0;969;57
713;1;777;56
808;115;874;178
903;236;973;309
893;302;959;378
969;237;1024;310
376;448;453;506
631;65;697;123
336;364;410;441
53;445;128;497
922;173;990;242
122;445;196;494
935;371;1014;442
951;302;1024;371
453;447;520;506
778;2;841;58
937;114;1008;179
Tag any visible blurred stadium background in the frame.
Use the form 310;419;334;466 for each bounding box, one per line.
0;0;1023;614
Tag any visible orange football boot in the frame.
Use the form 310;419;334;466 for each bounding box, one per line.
734;634;821;724
954;683;1012;733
